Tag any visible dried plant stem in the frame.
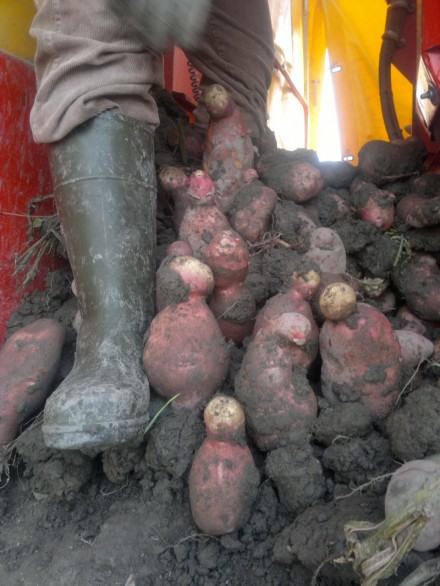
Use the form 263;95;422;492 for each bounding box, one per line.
13;214;64;288
144;394;180;434
335;473;394;500
336;470;440;586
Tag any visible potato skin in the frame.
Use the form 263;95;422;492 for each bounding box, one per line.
189;438;260;535
143;301;230;409
320;303;401;419
205;229;256;343
394;330;434;369
261;160;324;203
396;194;440;228
158;166;189;228
352;184;395;231
318;283;357;322
178;196;230;263
0;319;66;445
203;87;255;213
305;227;347;274
229;179;278;244
311;272;360;323
253;289;319;369
392;254;440;322
358;138;427;184
235;313;318;450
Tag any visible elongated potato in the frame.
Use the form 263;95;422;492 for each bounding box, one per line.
189;395;260;535
0;319;66;446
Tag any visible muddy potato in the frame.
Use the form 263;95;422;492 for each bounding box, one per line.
320;303;401;419
188;395;260;535
0;319;66;446
394;329;434;369
318;282;357;321
235;312;318;451
392;254;440;322
202;84;255;212
229;178;278;244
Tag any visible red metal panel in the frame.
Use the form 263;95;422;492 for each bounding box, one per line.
421;0;440;52
0;51;61;344
163;46;201;106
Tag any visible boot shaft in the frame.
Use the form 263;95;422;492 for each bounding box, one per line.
50;112;157;329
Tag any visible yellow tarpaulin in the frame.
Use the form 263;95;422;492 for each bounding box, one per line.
269;0;414;162
0;0;36;62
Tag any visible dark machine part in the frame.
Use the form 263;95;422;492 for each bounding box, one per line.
380;0;440;168
414;0;440;146
379;0;415;141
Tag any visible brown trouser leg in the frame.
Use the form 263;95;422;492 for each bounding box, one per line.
30;0;274;144
187;0;275;139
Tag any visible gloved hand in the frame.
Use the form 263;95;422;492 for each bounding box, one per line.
110;0;212;52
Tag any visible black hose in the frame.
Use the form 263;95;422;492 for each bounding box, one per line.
379;0;413;141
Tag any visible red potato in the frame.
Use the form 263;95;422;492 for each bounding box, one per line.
410;172;440;196
205;229;256;344
392;254;440;322
374;289;397;314
188;395;260;535
350;181;396;231
305;227;347;274
397;306;427;335
158;166;190;228
235;312;318;451
394;330;434;369
143;256;230;410
304;187;354;226
286;269;322;300
202;84;255;213
357;138;427;184
396;194;440;228
155;253;214;312
0;319;66;446
252;270;321;369
166;239;193;257
229;176;278;244
318;160;358;188
320;303;401;419
272;200;318;251
385;457;440;552
178;170;231;262
260;160;324;203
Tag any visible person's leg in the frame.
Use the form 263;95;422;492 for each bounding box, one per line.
30;0;160;450
30;0;164;143
185;0;275;145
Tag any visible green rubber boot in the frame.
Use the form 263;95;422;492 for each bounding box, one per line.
42;112;156;450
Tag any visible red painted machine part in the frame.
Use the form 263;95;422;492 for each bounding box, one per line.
418;0;440;167
0;51;64;345
420;0;440;52
163;46;201;112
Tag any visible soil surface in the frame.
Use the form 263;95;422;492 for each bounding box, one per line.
2;95;440;586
